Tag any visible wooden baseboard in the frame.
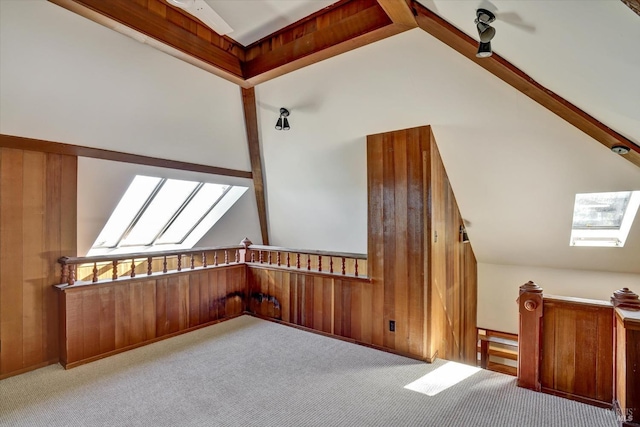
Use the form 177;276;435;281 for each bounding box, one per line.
541;387;612;409
62;314;243;369
0;359;59;380
248;312;435;364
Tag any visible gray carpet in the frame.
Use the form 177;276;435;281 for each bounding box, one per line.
0;315;617;427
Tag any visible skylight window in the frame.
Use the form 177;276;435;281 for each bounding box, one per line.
89;175;247;255
570;191;640;247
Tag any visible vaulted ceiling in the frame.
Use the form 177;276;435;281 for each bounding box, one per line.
4;0;640;274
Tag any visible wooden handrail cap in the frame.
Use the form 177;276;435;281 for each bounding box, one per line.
611;287;640;310
519;281;542;294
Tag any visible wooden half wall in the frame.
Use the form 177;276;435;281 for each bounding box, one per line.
0;147;77;378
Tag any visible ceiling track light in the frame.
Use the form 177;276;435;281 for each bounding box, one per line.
611;145;631;155
475;8;496;58
275;108;290;131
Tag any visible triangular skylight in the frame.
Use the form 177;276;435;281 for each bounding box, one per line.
570;191;640;247
88;175;247;255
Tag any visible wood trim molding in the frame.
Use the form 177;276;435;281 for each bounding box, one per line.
0;134;252;179
412;2;640;169
376;0;417;28
241;87;270;244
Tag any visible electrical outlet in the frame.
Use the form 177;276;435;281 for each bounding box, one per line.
389;320;395;332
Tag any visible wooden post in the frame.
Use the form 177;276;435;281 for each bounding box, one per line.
612;288;640;426
238;238;252;263
517;281;543;391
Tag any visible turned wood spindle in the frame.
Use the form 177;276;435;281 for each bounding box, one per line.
330;257;334;274
296;253;301;269
92;262;98;282
130;258;136;277
268;251;272;265
341;258;346;275
307;255;311;271
202;252;207;268
112;260;118;280
286;253;290;268
68;265;76;286
162;256;168;273
355;260;359;277
61;263;69;285
224;250;229;264
251;252;255;262
318;256;322;272
214;251;219;266
177;254;182;271
277;252;281;266
235;250;239;263
147;257;152;275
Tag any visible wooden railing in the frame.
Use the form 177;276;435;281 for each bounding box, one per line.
58;245;245;286
246;244;367;278
518;282;640;420
477;328;518;376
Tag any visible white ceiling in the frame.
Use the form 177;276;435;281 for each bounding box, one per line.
2;0;639;274
204;0;336;46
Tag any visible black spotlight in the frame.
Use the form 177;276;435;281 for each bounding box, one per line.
475;8;496;58
275;108;290;131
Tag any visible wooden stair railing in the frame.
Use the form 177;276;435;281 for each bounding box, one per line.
478;328;518;376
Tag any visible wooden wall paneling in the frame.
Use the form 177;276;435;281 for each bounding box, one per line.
367;126;385;349
555;305;577;393
98;286;116;354
177;275;189;331
407;134;424;357
155;278;168;337
381;132;397;350
82;287;101;359
22;151;45;367
0;148;24;374
393;132;409;354
129;281;145;345
351;279;362;342
313;276;324;332
281;270;291;323
115;283;132;348
188;272;201;328
540;301;556;389
596;310;613;403
64;290;84;364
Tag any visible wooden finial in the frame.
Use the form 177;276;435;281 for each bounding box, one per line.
520;281;543;294
611;288;640;311
240;237;252;249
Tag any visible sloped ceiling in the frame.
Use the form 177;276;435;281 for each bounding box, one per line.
2;0;639;274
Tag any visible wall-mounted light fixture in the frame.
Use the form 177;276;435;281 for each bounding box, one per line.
275;108;290;131
475;9;496;58
460;225;470;243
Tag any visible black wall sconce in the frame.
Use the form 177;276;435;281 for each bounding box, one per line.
460;225;470;243
475;8;496;58
275;108;290;131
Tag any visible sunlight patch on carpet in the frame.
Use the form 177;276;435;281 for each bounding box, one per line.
404;361;481;396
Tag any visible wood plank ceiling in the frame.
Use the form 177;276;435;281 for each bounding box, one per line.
47;0;640;168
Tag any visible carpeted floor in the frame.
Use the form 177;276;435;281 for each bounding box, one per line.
0;315;618;426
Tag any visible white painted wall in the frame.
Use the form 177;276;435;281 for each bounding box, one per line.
0;0;250;171
77;158;261;256
478;262;640;334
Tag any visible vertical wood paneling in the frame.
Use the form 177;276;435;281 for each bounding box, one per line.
59;266;245;367
367;126;477;363
540;299;613;405
0;148;77;378
0;149;24;374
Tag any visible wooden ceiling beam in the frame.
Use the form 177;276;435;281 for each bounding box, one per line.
412;2;640;168
376;0;417;28
622;0;640;17
48;0;248;87
243;0;400;85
